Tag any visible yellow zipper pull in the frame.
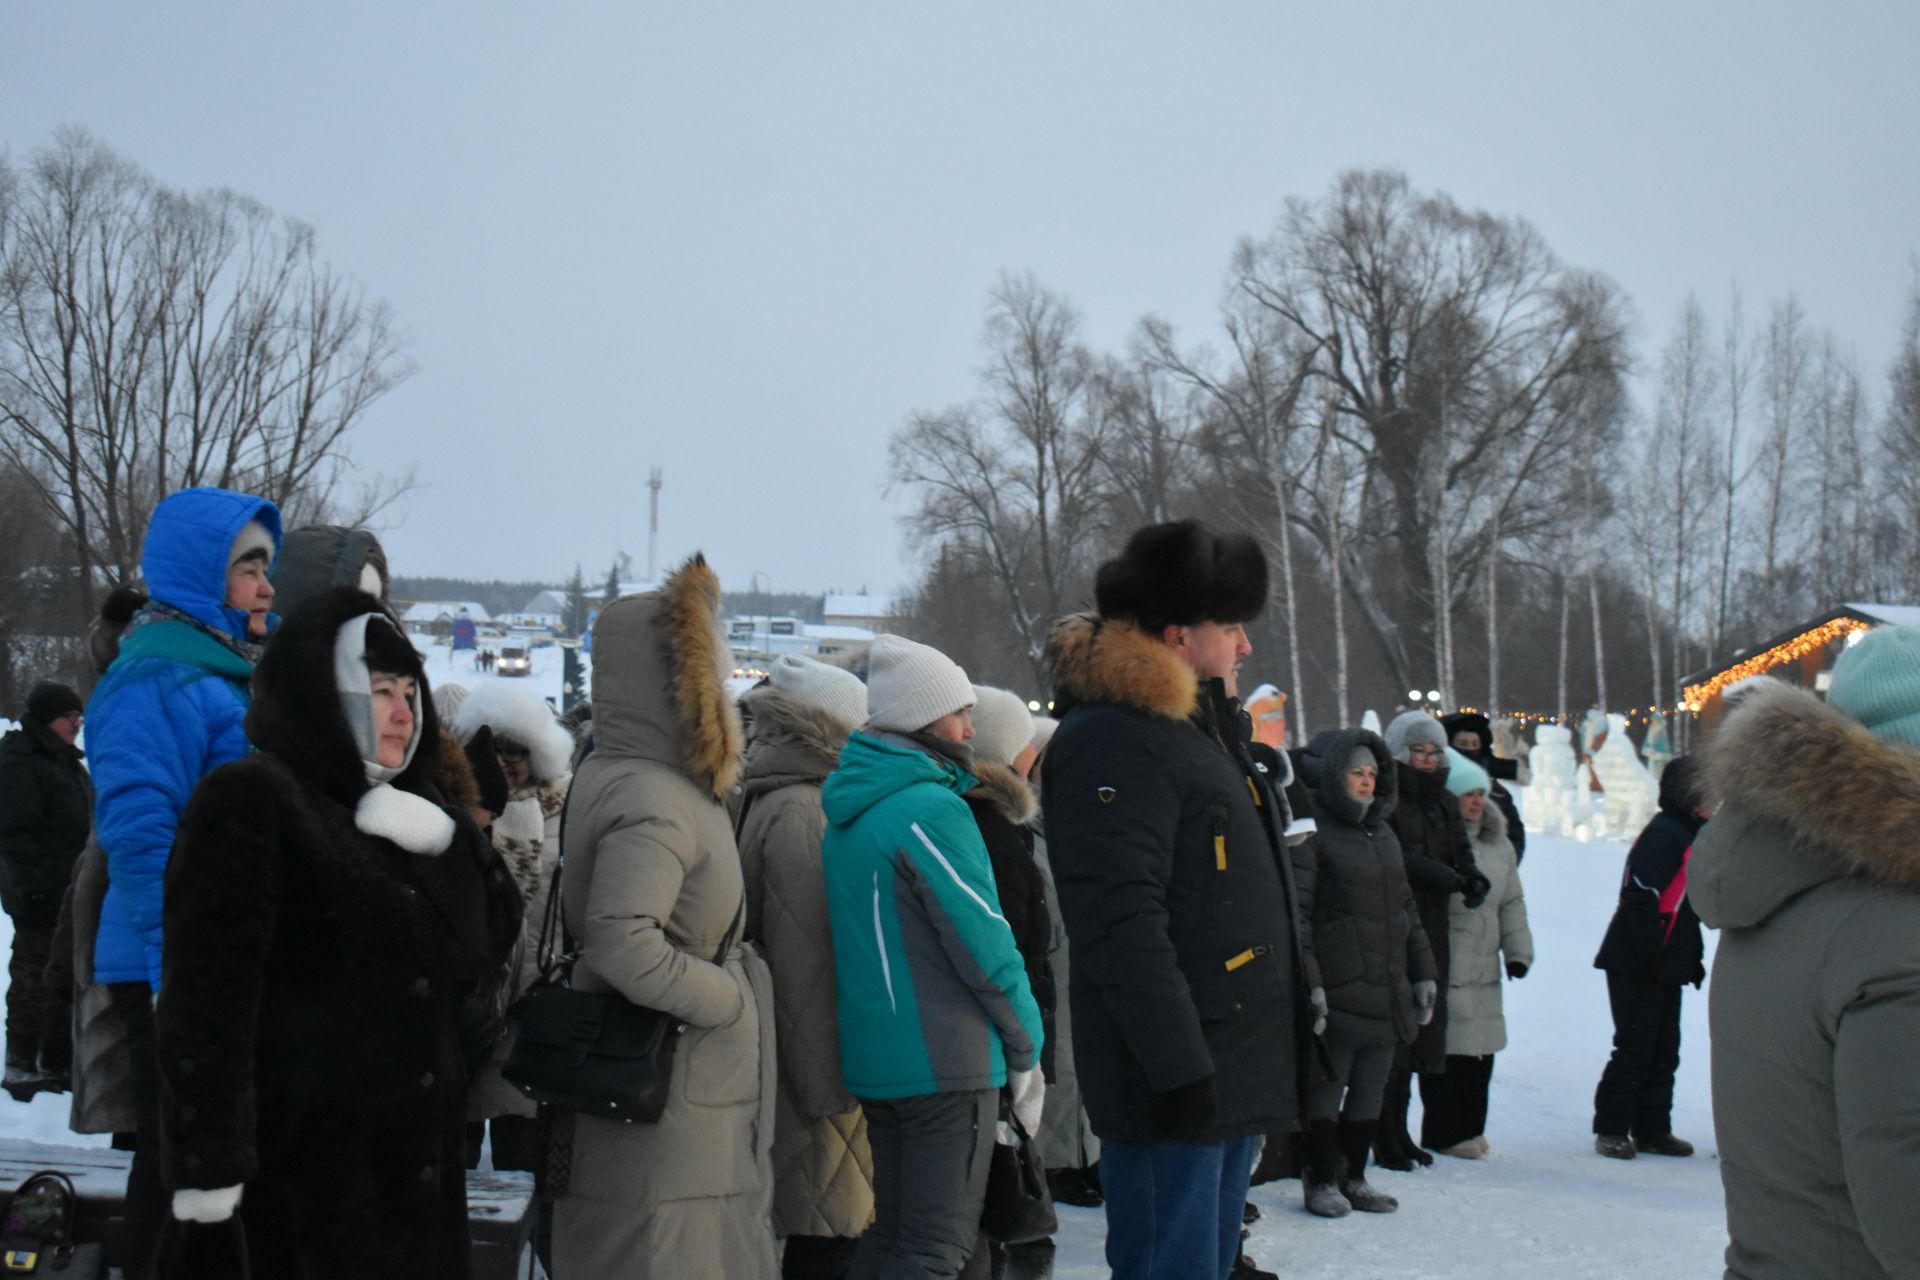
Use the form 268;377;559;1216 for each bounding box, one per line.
1225;948;1256;971
1215;834;1228;871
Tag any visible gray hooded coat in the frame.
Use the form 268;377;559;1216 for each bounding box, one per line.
553;557;779;1280
1691;680;1920;1280
734;684;875;1241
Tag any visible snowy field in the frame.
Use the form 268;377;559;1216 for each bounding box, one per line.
0;654;1734;1274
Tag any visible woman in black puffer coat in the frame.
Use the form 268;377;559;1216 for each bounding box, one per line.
1296;728;1436;1219
1376;711;1487;1170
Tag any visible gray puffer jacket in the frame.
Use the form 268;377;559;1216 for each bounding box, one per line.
735;685;874;1241
1691;680;1920;1280
1296;728;1436;1049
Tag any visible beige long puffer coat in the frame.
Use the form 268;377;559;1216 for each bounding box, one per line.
1444;799;1533;1057
553;556;780;1280
735;684;875;1241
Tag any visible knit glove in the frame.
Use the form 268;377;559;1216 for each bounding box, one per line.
1412;979;1437;1026
1309;986;1329;1036
1460;871;1492;910
1007;1067;1046;1136
1506;960;1529;980
1151;1076;1217;1141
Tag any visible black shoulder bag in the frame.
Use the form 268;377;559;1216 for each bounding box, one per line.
502;768;744;1124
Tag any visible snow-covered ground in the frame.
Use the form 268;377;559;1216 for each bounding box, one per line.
0;674;1732;1274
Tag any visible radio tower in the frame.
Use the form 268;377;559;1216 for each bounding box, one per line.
646;467;663;584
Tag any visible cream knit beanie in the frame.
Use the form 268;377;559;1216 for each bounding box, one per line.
866;634;975;733
969;685;1036;766
769;653;869;731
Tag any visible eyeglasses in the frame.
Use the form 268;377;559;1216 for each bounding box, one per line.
495;745;530;764
1408;745;1445;761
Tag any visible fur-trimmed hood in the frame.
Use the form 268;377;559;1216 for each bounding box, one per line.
1299;726;1396;831
586;553;743;801
1463;788;1509;852
1692;681;1920;931
963;760;1039;827
451;680;577;785
1045;612;1197;721
739;684;853;799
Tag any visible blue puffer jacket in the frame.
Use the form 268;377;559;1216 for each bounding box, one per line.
90;488;281;989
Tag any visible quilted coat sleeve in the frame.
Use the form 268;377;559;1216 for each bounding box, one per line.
756;796;854;1118
91;673;238;978
1498;862;1534;971
577;783;742;1029
156;764;283;1191
1290;834;1324;992
1829;920;1920;1273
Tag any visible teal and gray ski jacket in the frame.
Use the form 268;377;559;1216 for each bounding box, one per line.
821;731;1042;1100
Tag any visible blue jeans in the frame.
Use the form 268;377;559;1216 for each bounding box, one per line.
1101;1135;1259;1280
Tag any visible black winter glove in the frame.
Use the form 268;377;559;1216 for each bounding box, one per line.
1505;960;1529;980
1151;1076;1217;1141
1460;871;1492;910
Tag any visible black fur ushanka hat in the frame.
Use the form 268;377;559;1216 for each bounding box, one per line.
1094;519;1269;631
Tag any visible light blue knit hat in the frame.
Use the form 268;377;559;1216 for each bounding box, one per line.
1444;747;1491;797
1827;625;1920;750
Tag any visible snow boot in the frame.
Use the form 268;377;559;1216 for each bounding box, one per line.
1302;1120;1351;1218
1044;1165;1102;1208
1337;1119;1399;1213
1375;1068;1431;1169
1594;1135;1637;1160
1635;1133;1695;1157
2;1050;40;1105
1436;1135;1488;1160
1230;1254;1279;1280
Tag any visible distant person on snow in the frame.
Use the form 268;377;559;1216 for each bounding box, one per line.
0;682;91;1101
1692;627;1920;1279
1293;726;1436;1221
1590;754;1707;1160
1424;753;1533;1159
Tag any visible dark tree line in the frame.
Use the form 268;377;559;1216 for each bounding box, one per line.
891;171;1918;747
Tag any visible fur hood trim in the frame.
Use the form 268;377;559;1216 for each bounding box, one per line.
742;686;853;777
665;555;744;799
1046;612;1197;721
965;760;1039;827
1703;680;1920;890
452;681;577;785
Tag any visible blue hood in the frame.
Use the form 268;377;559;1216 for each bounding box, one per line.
140;488;282;638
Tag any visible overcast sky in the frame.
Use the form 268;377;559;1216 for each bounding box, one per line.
5;2;1916;598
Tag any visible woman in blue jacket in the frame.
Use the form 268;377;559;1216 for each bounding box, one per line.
83;486;280;1279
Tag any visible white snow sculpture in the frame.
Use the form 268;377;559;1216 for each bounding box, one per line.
1527;724;1582;839
1593;712;1659;839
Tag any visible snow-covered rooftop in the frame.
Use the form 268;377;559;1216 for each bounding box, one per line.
399;600;492;624
822;594;897;621
1846;602;1920;628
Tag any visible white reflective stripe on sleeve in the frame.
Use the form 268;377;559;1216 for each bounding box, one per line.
910;822;1007;923
873;871;897;1012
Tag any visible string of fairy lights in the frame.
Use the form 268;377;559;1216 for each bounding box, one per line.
1452;705;1687;728
1678;615;1871;712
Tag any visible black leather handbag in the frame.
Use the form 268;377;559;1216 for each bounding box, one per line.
979;1097;1057;1245
501;782;743;1124
0;1170;106;1278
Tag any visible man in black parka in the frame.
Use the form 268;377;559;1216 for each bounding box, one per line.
0;682;91;1098
1043;521;1312;1280
1591;753;1707;1159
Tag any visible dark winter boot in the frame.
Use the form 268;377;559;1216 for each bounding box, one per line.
1230;1254;1279;1280
3;1044;40;1104
1635;1133;1694;1157
1302;1120;1351;1218
1045;1165;1103;1208
1375;1069;1431;1168
1338;1119;1399;1213
1249;1128;1301;1185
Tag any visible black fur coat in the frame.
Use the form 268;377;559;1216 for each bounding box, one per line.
156;588;521;1279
